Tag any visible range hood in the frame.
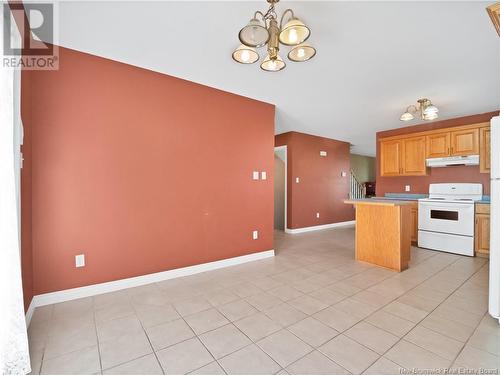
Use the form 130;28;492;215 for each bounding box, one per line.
426;155;479;168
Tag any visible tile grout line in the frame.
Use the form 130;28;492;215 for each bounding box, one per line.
170;300;231;375
91;298;105;375
30;249;442;374
30;230;493;375
298;254;463;373
268;254;449;373
130;301;166;375
376;260;490;372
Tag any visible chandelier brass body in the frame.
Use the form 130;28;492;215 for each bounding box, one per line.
233;0;316;71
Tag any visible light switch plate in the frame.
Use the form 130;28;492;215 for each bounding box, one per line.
320;151;327;157
316;212;320;218
252;230;258;240
341;171;347;177
75;254;85;268
295;177;300;183
253;171;259;180
405;185;411;192
261;171;267;180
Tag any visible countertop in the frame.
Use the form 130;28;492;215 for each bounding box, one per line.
344;199;415;206
378;193;490;204
383;193;427;201
476;199;490;205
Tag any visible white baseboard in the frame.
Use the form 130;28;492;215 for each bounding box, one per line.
25;299;36;326
26;249;275;323
285;220;355;234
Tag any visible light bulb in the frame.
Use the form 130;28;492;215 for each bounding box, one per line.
240;50;250;62
232;45;259;64
260;54;286;71
297;48;305;58
288;29;298;43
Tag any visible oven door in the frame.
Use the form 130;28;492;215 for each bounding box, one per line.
418;201;474;236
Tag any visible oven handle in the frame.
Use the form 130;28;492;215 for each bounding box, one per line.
418;202;472;210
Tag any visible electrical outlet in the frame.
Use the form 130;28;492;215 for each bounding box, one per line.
261;171;267;180
320;151;327;157
316;212;320;218
341;171;347;177
252;230;258;240
75;254;85;268
405;185;411;192
295;177;300;183
252;171;259;180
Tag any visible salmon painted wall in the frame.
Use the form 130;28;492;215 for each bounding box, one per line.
275;132;354;229
376;111;499;197
21;70;33;310
25;46;275;294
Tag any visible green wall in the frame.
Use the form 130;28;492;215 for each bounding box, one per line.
350;154;375;183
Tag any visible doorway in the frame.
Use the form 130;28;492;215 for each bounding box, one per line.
274;146;287;231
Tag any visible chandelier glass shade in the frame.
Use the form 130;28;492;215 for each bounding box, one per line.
232;45;260;64
279;18;310;45
233;0;316;72
400;98;439;122
239;18;269;47
261;54;286;71
288;44;316;62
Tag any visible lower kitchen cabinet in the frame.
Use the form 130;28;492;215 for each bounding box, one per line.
410;202;418;244
475;203;490;257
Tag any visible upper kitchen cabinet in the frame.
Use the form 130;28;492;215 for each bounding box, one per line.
402;136;427;175
380;140;402;176
426;127;480;158
450;128;479;156
426;132;450;158
380;137;427;176
480;126;491;173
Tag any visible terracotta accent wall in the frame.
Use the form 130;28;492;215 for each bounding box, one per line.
21;70;33;310
376;111;499;196
24;46;275;294
275;132;354;229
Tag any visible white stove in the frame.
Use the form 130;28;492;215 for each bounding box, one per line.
418;183;483;256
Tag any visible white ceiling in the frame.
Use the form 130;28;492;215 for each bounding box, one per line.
53;1;500;155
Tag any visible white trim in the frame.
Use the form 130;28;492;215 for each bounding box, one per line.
274;145;287;230
25;299;36;327
26;249;274;322
285;221;355;234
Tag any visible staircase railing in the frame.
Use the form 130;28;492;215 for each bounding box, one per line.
349;170;365;199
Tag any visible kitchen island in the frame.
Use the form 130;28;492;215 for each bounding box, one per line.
344;199;413;272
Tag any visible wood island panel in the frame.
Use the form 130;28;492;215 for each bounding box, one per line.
345;200;411;272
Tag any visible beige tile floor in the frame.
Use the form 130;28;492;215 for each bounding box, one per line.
27;227;499;375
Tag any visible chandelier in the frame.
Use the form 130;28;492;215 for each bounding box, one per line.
400;98;439;122
232;0;316;72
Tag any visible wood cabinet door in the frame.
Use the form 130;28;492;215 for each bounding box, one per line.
450;128;479;156
402;137;427;176
380;140;402;176
426;133;450;158
411;207;418;243
475;214;490;256
480;127;491;173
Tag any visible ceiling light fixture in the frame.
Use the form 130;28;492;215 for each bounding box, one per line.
233;0;316;72
400;98;439;122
